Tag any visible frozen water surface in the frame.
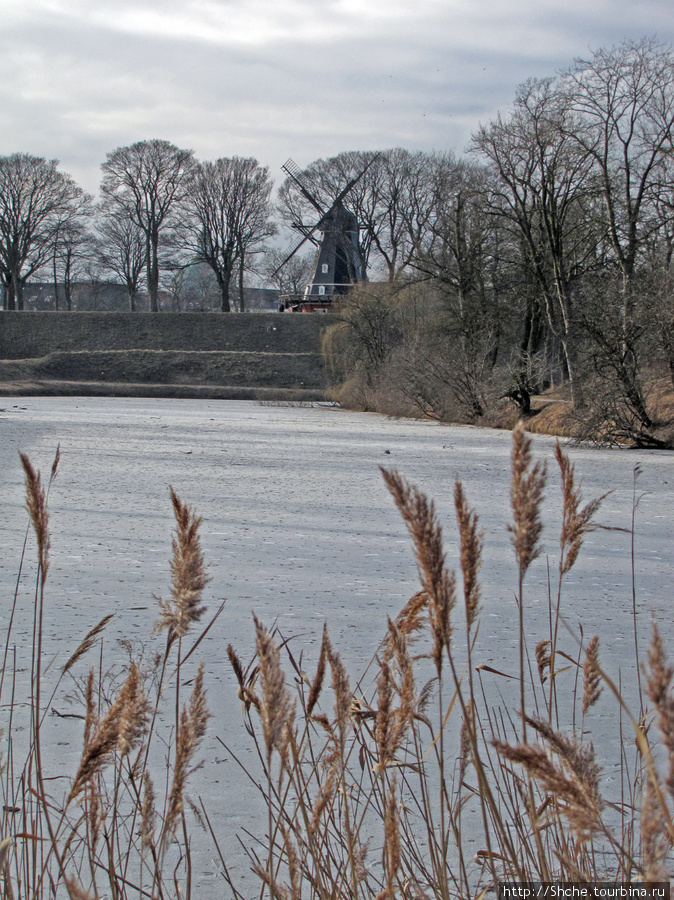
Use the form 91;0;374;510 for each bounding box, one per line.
0;397;672;893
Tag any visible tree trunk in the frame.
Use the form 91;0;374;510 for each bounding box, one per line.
62;247;74;311
238;254;245;312
216;268;231;312
561;336;584;408
9;272;24;310
661;323;674;387
147;232;159;312
53;251;60;311
5;280;15;310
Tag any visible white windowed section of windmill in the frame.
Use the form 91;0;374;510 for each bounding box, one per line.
321;263;329;274
318;285;325;295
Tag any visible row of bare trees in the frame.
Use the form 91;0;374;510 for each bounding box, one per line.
0;143;276;312
313;39;674;445
1;38;672;438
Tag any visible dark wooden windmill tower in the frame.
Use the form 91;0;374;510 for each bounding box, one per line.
276;157;375;311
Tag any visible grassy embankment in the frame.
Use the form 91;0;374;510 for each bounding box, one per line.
1;313;672;444
485;378;674;447
0;348;327;401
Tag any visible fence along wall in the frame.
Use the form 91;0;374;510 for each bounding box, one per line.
0;312;332;359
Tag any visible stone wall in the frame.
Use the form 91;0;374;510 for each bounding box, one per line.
0;311;332;359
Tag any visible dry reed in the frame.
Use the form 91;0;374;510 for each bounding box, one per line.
381;468;455;671
555;441;607;575
509;421;546;577
19;451;52;581
62;613;115;674
155;487;210;642
582;635;603;715
254;615;295;763
645;622;674;800
6;425;672;899
454;481;482;631
162;662;210;849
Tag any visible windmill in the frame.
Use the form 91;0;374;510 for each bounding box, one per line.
275;156;376;311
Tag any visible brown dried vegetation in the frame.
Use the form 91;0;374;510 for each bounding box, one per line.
4;428;673;899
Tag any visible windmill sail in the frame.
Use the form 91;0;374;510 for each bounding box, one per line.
277;156;378;309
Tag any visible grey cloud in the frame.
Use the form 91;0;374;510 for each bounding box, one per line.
0;0;673;194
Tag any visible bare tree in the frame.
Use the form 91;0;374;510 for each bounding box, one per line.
166;264;220;312
93;202;146;310
100;140;194;312
472;79;602;406
0;154;87;309
415;156;507;414
51;199;94;310
368;149;436;281
561;39;674;318
263;249;313;306
186;156;275;312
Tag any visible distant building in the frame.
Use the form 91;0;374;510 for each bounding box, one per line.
20;282;134;311
5;279;280;312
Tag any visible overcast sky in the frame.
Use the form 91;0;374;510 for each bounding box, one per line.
1;0;673;195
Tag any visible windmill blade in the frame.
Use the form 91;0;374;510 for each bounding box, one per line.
282;158;326;217
282;157;305;181
271;226;319;277
291;222;320;240
333;152;382;206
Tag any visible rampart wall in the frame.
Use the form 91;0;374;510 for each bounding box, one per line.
0;311;332;359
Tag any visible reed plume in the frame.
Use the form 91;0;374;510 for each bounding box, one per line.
141;771;156;852
376;644;393;769
382;468;455;670
20;452;51;582
454;481;482;631
64;878;96;900
70;690;124;800
645;622;674;800
376;620;416;773
227;643;245;690
63;614;115;674
394;590;429;640
495;715;604;841
83;667;96;750
555;442;607;575
155;488;210;642
309;766;336;836
70;661;149;800
459;702;474;784
509;422;546;578
382;776;401;898
536;640;551;686
641;775;670;881
116;660;150;757
307;623;329;717
582;635;603;715
254;616;295;762
227;643;260;716
86;777;102;855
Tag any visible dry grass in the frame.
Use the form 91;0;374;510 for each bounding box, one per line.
215;428;673;897
0;457;221;899
2;426;672;898
493;376;674;448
